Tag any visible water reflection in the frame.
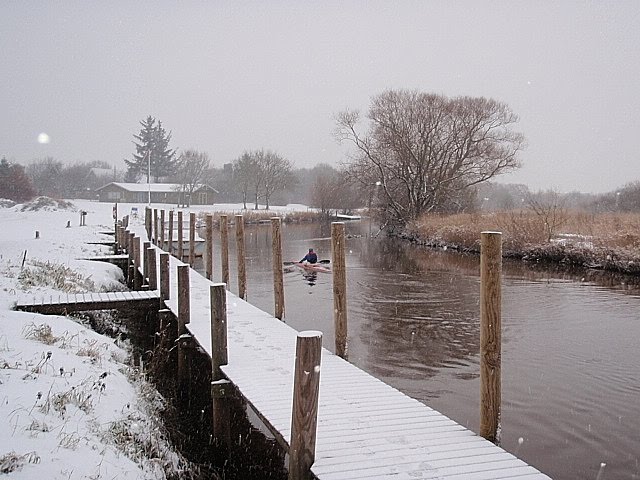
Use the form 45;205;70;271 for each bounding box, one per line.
197;220;640;480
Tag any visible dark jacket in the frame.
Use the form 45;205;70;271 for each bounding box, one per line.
300;252;318;264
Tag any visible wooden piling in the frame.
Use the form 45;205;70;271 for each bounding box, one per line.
177;211;183;261
332;222;348;359
133;237;142;290
153;208;158;245
235;215;247;300
142;241;151;282
189;212;196;267
177;265;190;332
177;264;190;397
147;248;157;290
288;331;322;480
167;210;174;256
159;252;170;301
480;231;502;443
210;283;231;447
271;217;285;320
145;207;152;240
160;209;165;250
205;214;213;280
220;214;230;285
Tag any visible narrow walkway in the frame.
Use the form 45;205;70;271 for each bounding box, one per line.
132;224;552;480
15;290;160;315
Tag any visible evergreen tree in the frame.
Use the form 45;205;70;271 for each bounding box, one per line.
125;116;178;182
0;157;36;202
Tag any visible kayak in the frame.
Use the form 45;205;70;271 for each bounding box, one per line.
293;262;331;273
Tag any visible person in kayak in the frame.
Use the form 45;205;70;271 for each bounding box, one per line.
300;248;318;264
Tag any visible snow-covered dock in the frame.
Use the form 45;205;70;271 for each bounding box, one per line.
15;290;161;315
120;219;552;480
18;215;550;479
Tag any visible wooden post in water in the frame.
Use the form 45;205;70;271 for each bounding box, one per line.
480;231;502;443
142;241;151;283
210;283;231;448
235;215;247;300
159;252;170;302
159;209;165;250
332;222;348;359
271;217;285;320
177;265;190;398
189;212;196;267
127;232;135;289
220;215;230;285
205;214;213;280
153;208;159;245
288;331;322;480
145;207;152;240
147;248;157;290
177;211;183;261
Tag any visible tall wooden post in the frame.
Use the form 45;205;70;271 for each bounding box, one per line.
271;217;285;320
210;283;231;448
159;252;170;302
145;207;152;240
160;209;165;250
177;211;183;261
332;222;348;359
480;231;502;443
235;215;247;300
189;212;196;267
147;248;157;290
289;331;322;480
133;237;142;290
220;215;230;285
177;265;190;397
167;210;174;257
153;208;159;245
142;241;151;283
205;214;213;280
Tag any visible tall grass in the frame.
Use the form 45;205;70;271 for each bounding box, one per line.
411;210;640;254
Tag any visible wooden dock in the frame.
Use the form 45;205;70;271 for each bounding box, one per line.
16;215;552;479
132;222;551;480
15;290;160;315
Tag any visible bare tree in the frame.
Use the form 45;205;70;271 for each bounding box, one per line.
523;188;569;242
256;150;294;210
335;90;525;227
232;152;259;210
311;164;360;215
174;149;210;207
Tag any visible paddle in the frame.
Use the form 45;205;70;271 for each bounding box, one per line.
283;259;330;265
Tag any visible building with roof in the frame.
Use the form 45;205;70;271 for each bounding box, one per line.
95;182;217;205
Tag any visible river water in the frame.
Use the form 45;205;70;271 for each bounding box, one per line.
195;220;640;480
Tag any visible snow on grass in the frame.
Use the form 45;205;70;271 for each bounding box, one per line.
0;198;200;479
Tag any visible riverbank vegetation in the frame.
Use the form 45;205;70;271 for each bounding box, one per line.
404;210;640;275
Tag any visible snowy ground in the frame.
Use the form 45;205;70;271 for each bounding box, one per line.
0;198;308;478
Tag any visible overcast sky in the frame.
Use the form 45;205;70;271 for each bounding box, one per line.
1;1;638;193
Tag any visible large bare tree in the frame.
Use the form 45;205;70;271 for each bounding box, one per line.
335;90;525;227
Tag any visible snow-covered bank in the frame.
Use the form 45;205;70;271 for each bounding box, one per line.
0;198;194;479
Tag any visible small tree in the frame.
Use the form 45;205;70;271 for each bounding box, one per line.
173;149;210;207
256;150;294;210
26;157;63;197
232;152;259;210
0;158;36;202
124;116;179;182
523;188;568;242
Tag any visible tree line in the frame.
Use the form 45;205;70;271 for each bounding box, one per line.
4;89;640;228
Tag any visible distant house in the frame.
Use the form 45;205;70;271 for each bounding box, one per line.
95;182;217;205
